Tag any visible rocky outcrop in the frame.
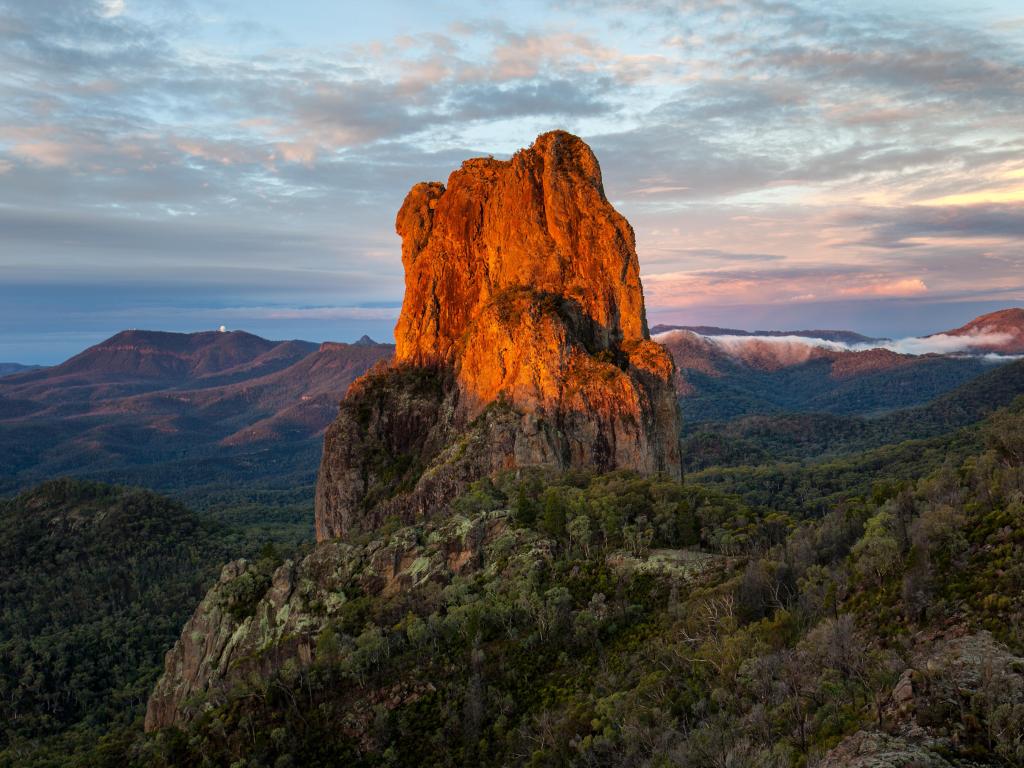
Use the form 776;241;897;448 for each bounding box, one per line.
145;510;549;731
820;631;1024;767
819;731;955;768
394;132;647;366
315;131;681;541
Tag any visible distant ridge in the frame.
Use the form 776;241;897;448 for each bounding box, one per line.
3;309;1020;498
0;329;393;495
936;307;1024;353
0;363;41;377
653;306;1024;353
654;309;1024;424
1;329;316;389
650;324;878;344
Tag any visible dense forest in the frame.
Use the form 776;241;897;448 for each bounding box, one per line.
0;481;293;767
682;358;1024;471
678;355;992;425
130;400;1022;766
2;387;1023;766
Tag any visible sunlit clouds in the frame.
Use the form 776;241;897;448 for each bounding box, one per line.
0;0;1023;361
652;329;1022;368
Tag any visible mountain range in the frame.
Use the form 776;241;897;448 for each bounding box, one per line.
650;324;879;344
138;133;1024;768
658;308;1023;424
0;362;40;377
2;309;1022;498
652;307;1024;355
0;329;391;497
4;131;1024;768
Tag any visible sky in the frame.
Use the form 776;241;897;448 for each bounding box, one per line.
1;0;1023;364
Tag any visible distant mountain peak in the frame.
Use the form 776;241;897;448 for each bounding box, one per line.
650;324;877;345
0;362;41;378
353;334;378;346
939;307;1024;354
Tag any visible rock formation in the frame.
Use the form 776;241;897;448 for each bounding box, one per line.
315;131;681;541
819;631;1024;767
145;510;551;731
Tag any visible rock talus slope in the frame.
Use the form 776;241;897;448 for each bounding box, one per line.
315;131;681;541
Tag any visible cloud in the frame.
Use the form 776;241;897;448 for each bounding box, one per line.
2;0;1024;355
703;333;846;367
647;247;785;264
641;264;936;308
7;137;78;167
838;277;929;297
98;0;124;19
227;306;401;321
881;332;1014;355
653;328;1020;362
838;203;1024;249
445;79;613;121
918;187;1024;207
979;353;1024;362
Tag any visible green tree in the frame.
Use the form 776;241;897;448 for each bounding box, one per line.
852;510;901;589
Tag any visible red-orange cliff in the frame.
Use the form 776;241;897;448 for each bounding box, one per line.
394;131;647;366
315;131;681;541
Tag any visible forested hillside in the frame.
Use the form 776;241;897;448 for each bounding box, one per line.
0;331;391;500
682;358;1024;471
0;480;288;767
3;406;1022;766
125;400;1024;767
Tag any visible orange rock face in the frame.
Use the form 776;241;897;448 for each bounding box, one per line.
315;131;681;542
394;132;647;366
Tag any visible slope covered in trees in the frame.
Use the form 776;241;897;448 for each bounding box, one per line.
0;480;286;766
2;400;1022;766
678;354;991;425
127;402;1024;767
682;358;1024;471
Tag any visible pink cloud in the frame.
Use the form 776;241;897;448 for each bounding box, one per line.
838;278;928;297
273;142;318;167
10;140;76;167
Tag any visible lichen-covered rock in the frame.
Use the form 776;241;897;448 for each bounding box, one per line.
145;511;548;731
144;555;318;731
820;631;1024;767
316;131;681;541
819;731;955;768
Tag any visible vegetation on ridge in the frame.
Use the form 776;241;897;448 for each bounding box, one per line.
72;400;1024;766
0;480;292;767
3;368;1024;767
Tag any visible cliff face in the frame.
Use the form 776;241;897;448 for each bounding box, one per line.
394;131;646;366
315;131;681;541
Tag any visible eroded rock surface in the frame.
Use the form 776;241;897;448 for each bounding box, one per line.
315;131;681;541
820;631;1024;767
